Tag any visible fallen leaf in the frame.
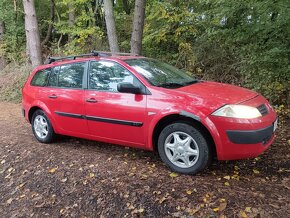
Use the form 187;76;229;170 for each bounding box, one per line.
245;207;252;213
61;178;67;183
7;198;13;204
288;140;290;146
8;167;15;172
89;173;95;178
1;160;5;164
223;175;230;180
169;172;178;178
18;183;26;188
220;198;226;202
49;168;56;173
224;182;230;186
186;190;192;195
213;207;219;212
253;169;260;174
240;211;247;218
159;196;167;203
219;202;227;211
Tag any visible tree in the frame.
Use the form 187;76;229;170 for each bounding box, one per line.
130;0;146;55
104;0;119;53
23;0;42;67
41;0;55;47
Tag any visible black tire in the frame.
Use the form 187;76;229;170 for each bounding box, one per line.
31;109;55;143
158;122;212;175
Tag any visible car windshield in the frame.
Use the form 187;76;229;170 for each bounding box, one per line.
124;58;198;88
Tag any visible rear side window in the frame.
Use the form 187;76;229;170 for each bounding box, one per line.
30;68;51;86
58;63;85;88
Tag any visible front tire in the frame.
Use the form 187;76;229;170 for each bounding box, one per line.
158;122;212;175
32;110;55;143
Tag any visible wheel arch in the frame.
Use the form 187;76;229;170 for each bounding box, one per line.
27;102;59;133
151;114;217;158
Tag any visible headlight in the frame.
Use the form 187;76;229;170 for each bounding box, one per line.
212;105;262;119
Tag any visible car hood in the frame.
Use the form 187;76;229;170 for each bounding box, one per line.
175;81;258;114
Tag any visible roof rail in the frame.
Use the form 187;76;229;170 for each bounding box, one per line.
91;51;138;56
47;51;99;64
46;50;137;64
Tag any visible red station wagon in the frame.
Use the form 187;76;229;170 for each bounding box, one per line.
22;52;278;174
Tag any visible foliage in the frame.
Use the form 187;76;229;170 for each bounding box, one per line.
0;63;31;102
0;0;26;61
0;0;289;107
143;0;290;106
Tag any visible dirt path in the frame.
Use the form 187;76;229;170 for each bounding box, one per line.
0;102;289;217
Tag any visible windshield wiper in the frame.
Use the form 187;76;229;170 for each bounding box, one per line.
156;82;184;88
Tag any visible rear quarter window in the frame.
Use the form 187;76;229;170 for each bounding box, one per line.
30;68;51;86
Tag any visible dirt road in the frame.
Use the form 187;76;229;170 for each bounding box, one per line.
0;102;289;217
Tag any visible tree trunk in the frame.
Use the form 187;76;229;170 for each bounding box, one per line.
104;0;119;53
41;0;55;47
0;21;6;70
23;0;42;68
0;21;4;40
67;2;75;42
130;0;146;55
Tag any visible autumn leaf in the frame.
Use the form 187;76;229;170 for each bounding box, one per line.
240;211;248;218
186;190;192;195
245;207;252;213
61;178;67;183
6;198;13;204
224;182;230;186
89;173;95;178
213;207;219;212
169;172;178;178
253;169;260;174
219;202;227;211
223;175;230;180
0;160;5;164
49;168;56;173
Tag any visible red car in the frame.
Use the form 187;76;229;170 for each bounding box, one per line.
22;52;278;174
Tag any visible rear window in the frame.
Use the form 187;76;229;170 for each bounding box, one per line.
30;69;51;86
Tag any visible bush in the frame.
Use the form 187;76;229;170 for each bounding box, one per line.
0;63;31;102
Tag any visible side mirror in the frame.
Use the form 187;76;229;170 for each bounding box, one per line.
117;82;141;94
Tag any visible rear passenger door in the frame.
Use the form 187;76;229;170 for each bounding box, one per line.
42;62;88;135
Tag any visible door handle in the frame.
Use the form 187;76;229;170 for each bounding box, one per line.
86;98;98;103
48;95;57;99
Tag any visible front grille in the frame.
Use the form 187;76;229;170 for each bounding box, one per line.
257;104;268;116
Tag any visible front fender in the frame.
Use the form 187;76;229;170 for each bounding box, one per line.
146;107;208;150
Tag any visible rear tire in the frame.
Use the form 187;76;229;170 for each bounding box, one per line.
31;110;55;143
158;122;212;175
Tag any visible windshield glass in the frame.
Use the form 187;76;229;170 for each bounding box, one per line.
124;58;197;88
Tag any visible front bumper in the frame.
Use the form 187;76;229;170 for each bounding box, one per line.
205;95;277;160
226;120;276;144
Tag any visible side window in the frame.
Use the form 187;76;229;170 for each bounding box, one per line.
58;62;85;88
30;68;50;86
89;61;139;92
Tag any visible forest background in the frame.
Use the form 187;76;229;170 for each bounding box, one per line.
0;0;289;114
